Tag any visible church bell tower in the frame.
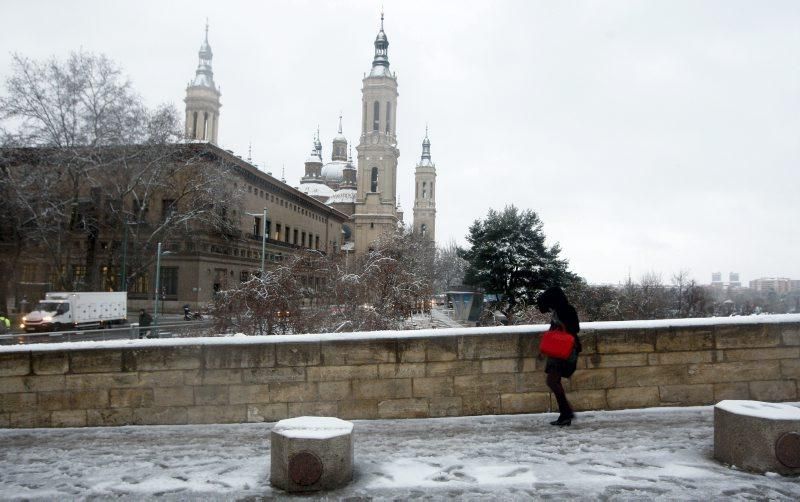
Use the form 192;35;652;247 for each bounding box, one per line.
353;12;400;254
184;22;221;144
413;128;436;243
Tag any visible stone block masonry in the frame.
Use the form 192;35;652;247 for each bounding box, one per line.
1;316;799;428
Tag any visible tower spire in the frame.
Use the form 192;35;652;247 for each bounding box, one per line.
370;10;390;76
421;126;431;162
338;112;343;134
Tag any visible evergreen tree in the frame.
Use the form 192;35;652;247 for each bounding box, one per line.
460;205;577;321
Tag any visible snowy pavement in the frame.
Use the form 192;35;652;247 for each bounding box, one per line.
1;406;799;501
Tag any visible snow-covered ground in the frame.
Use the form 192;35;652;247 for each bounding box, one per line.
1;405;798;501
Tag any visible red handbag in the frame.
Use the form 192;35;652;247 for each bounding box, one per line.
539;329;575;360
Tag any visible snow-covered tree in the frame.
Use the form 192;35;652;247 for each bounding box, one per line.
460;205;577;322
211;229;434;335
433;239;467;293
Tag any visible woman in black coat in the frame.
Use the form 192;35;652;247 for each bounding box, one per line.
537;286;581;426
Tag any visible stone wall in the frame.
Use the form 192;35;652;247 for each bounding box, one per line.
1;317;798;428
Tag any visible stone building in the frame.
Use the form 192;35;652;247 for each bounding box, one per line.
1;26;349;313
297;14;438;253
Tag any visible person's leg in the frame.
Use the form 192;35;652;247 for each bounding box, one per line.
546;372;573;419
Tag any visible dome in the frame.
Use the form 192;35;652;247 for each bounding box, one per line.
327;189;357;204
320;160;349;182
333;133;347;143
299;182;334;201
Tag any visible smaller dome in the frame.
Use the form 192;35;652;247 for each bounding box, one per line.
422;136;430;146
305;152;322;164
333;133;347;143
321;160;349;182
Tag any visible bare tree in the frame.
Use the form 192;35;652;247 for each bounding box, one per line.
0;52;238;297
433;239;467;293
211;229;434;335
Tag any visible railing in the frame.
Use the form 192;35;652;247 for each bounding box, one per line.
0;320;216;345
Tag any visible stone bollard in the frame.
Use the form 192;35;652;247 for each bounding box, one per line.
270;416;354;492
714;400;800;475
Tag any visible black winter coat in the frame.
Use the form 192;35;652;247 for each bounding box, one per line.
544;304;582;378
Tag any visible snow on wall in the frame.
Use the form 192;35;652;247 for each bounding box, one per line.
1;313;798;354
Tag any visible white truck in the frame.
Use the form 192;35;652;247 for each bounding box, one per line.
22;292;128;332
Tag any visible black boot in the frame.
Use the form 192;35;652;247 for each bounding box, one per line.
549;414;574;426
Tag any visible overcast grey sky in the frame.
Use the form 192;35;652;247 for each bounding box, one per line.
1;0;798;285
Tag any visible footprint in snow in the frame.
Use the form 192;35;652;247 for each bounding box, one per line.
499;467;530;478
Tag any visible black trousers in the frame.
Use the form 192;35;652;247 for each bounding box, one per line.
546;372;573;417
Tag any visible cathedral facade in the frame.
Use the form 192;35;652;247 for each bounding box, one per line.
297;14;437;254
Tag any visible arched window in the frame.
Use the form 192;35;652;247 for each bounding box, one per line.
421;224;428;238
386;102;392;134
192;112;198;138
370;167;379;192
373;101;380;131
422;181;427;198
203;112;209;140
362;102;367;133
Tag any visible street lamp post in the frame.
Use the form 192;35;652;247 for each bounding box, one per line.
119;223;128;292
247;209;269;276
153;242;163;330
260;207;268;276
152;242;173;333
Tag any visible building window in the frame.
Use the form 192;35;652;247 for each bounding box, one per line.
275;223;282;240
421;224;428;238
72;265;87;287
240;270;249;283
160;267;178;299
301;231;306;248
253;216;262;237
386;101;391;134
130;274;150;297
285;226;291;243
21;264;37;282
315;235;320;249
370;167;378;192
373;101;380;131
161;199;176;221
293;228;298;245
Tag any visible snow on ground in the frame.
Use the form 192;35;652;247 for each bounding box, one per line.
1;405;799;501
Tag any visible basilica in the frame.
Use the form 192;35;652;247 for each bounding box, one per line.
185;14;437;254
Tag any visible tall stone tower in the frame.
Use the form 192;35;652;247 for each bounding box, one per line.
353;13;400;254
184;22;221;144
413;128;436;243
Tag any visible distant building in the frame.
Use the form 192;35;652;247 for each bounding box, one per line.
711;272;723;289
296;13;437;253
728;272;741;288
749;277;791;294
